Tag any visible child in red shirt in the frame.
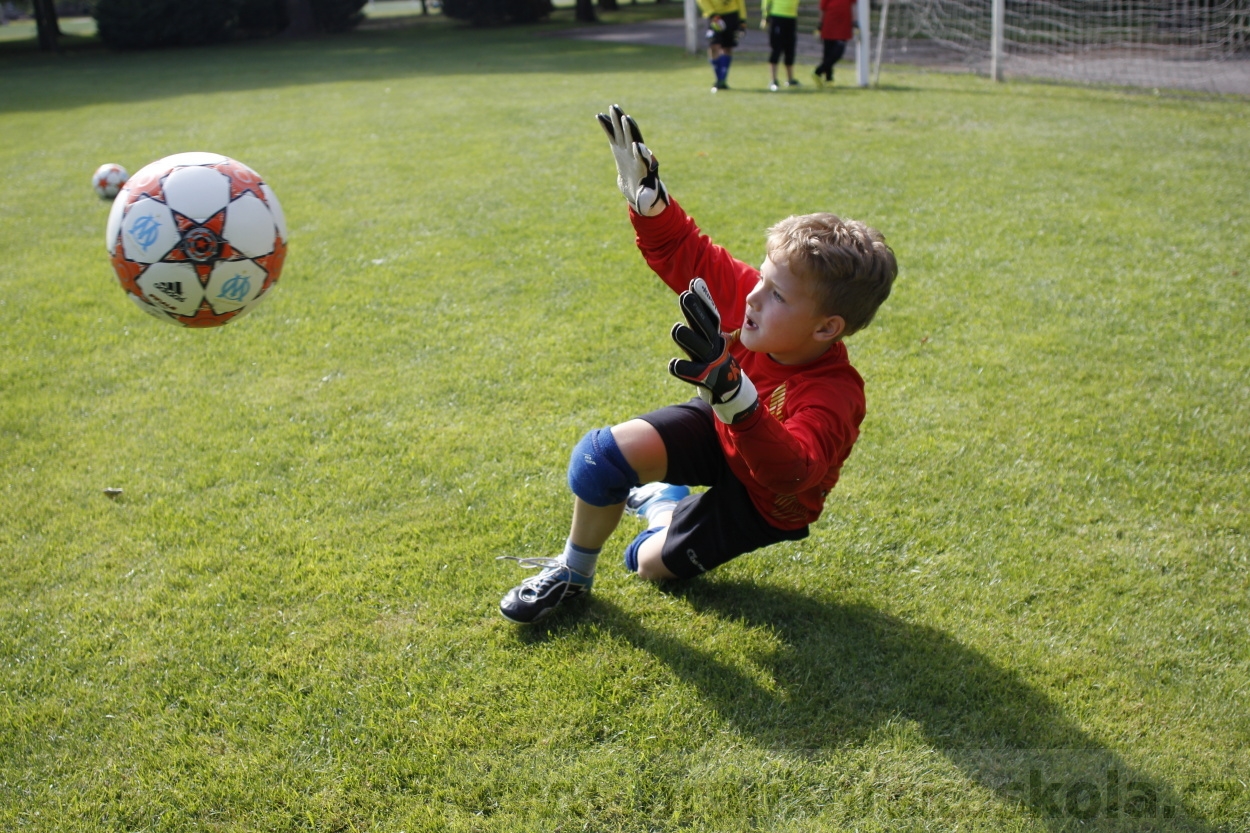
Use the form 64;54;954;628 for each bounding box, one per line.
815;0;855;87
499;106;897;624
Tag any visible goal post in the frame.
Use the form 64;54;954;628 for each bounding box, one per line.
857;0;872;85
989;0;1004;81
684;0;699;54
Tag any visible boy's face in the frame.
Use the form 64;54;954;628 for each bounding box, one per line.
741;256;843;366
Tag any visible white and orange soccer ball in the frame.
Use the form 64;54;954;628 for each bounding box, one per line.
105;152;287;328
93;163;129;199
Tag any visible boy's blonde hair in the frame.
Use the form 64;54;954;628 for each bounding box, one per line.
766;214;897;337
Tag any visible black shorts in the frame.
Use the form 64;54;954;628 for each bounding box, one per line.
768;15;798;65
638;398;808;579
706;11;741;51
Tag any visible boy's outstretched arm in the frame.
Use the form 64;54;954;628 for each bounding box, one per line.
597;105;669;217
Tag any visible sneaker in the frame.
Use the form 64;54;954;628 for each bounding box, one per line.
712;80;728;93
625;482;690;520
497;557;592;624
788;78;801;87
769;82;780;92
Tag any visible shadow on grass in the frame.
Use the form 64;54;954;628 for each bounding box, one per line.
527;579;1220;831
0;17;696;115
722;85;927;96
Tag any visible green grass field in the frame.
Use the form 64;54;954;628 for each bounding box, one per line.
1;12;1247;832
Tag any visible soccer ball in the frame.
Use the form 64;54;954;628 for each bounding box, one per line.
105;152;288;328
93;163;129;199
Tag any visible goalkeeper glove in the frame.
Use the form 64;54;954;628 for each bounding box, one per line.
668;278;759;425
709;14;725;31
596;104;669;217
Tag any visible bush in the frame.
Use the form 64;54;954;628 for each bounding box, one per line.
238;0;289;37
310;0;368;33
94;0;244;48
441;0;552;26
94;0;365;46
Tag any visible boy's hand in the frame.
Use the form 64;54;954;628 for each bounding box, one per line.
669;278;759;425
596;105;669;217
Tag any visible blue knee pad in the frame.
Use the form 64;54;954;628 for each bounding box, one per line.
568;427;639;507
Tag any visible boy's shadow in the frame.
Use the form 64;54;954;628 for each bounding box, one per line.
550;578;1219;831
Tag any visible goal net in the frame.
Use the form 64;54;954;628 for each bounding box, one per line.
873;0;1250;94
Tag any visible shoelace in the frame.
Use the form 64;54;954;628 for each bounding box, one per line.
496;555;563;572
495;556;590;586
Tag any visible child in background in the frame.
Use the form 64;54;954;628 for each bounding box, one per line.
762;0;801;90
697;0;748;91
814;0;855;88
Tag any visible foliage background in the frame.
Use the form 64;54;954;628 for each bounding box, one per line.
90;0;367;47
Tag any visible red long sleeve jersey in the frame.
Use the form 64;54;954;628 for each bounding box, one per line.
819;0;854;41
631;200;866;530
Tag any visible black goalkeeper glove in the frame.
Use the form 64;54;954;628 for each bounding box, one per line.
596;104;670;217
668;278;759;425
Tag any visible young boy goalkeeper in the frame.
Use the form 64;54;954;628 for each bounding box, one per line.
499;105;898;624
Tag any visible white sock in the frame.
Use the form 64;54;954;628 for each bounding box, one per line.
561;540;600;577
642;500;679;526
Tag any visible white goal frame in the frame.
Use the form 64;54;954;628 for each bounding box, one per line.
876;0;1250;95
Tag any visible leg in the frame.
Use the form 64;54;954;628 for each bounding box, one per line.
621;399;808;582
768;17;782;88
499;420;666;624
783;18;798;84
708;41;723;89
634;521;677;581
825;39;846;81
568;419;666;551
708;17;739;91
634;466;810;582
715;11;740;87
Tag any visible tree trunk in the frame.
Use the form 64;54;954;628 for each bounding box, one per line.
575;0;597;22
285;0;317;35
32;0;60;51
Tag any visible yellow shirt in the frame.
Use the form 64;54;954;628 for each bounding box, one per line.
696;0;747;19
761;0;799;17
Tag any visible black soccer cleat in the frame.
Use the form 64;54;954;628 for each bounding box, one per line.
497;557;593;624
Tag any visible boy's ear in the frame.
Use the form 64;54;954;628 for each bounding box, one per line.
815;315;845;342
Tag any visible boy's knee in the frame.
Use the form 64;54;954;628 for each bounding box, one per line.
636;552;674;582
627;527;677;581
568;427;639;507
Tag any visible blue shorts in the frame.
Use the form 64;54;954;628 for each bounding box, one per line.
639;398;809;578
